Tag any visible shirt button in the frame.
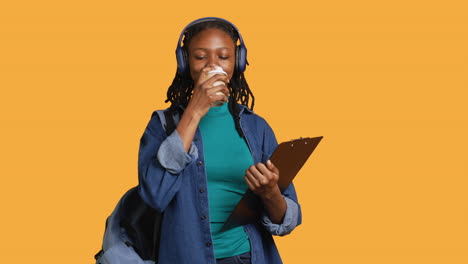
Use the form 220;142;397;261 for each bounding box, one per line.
199;188;205;193
194;138;199;142
206;242;212;247
197;161;203;166
201;215;206;220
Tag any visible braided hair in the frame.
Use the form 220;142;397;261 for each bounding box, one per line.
164;20;255;137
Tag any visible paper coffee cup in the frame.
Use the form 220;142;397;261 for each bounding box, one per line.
207;66;227;87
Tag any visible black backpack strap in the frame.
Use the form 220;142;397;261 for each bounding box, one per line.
152;107;181;137
94;249;104;261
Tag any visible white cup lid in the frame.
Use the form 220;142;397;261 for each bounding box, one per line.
208;66;227;75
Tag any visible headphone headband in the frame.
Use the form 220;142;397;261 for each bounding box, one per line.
176;17;246;49
175;17;248;75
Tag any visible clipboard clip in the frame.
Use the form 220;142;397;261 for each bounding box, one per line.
290;137;309;147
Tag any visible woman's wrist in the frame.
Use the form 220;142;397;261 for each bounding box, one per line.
260;185;287;224
183;106;202;123
176;107;202;152
260;185;282;201
184;102;205;121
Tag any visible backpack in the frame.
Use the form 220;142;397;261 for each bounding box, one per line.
95;109;177;264
94;187;161;264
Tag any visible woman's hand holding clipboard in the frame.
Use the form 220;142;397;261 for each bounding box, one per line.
222;136;323;230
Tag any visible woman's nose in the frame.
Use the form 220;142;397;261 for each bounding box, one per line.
206;55;218;67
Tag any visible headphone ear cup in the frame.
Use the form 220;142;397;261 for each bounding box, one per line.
182;48;188;74
235;46;240;73
176;46;187;74
236;44;247;74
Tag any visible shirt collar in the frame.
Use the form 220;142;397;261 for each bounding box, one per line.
175;103;253;115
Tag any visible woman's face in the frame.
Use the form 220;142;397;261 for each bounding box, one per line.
187;28;236;82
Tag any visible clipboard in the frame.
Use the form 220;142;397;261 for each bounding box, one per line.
222;136;323;230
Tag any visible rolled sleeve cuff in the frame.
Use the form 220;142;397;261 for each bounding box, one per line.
261;196;299;236
157;130;198;174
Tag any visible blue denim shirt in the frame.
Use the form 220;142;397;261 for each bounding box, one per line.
137;104;302;264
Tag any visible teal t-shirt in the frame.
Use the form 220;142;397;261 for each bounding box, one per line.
199;102;253;259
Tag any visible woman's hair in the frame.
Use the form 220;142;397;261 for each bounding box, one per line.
164;20;255;137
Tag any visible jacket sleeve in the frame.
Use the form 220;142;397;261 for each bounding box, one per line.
261;194;300;236
259;118;302;236
137;112;197;212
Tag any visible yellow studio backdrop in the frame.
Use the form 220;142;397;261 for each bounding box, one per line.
0;0;467;263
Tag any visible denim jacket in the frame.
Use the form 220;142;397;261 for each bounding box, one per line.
137;104;302;264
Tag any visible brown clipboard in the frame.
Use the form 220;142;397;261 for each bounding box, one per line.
221;136;323;231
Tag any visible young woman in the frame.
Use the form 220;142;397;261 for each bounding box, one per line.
138;17;301;264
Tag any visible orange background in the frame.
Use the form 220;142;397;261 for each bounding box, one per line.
1;1;467;263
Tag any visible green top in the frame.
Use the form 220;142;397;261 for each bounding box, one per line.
199;101;253;259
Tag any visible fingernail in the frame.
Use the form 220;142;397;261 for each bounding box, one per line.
267;160;272;166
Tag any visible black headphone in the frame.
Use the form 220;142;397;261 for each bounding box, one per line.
175;17;248;75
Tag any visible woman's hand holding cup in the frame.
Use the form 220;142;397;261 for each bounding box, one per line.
187;66;230;119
